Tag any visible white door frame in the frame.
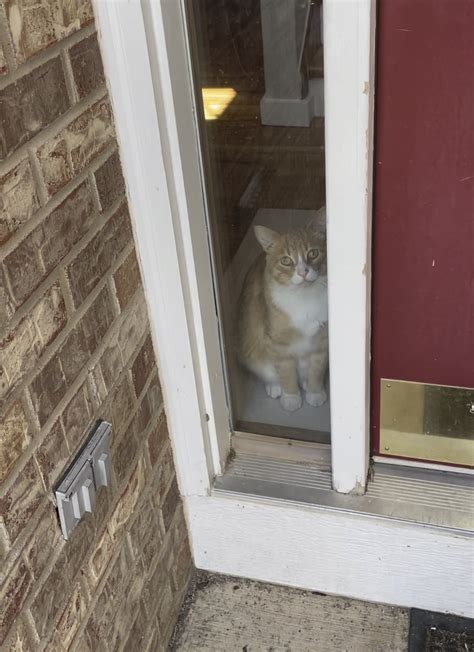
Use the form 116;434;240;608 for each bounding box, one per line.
94;0;473;616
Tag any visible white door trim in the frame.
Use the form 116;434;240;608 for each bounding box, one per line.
94;0;473;616
187;493;474;617
95;0;375;495
324;0;376;493
93;0;226;496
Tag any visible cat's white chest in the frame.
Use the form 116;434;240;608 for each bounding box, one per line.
271;281;328;338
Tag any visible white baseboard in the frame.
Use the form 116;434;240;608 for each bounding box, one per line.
185;492;474;617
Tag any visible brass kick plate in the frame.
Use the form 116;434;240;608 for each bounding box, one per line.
380;379;474;466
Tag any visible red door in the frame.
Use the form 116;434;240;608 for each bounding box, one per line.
371;0;474;466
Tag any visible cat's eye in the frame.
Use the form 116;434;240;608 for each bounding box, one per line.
307;248;319;260
281;256;293;266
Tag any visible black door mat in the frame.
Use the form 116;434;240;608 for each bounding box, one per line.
409;608;474;651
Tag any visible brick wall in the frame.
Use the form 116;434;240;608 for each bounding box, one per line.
0;2;192;649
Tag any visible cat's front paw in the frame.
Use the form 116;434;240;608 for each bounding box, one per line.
305;390;327;407
280;393;302;412
265;383;282;399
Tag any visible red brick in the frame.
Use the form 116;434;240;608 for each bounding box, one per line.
127;496;162;571
161;479;180;532
34;419;70;489
144;370;162;416
0;459;44;545
170;502;188;554
0;401;31;484
94;150;125;212
0;159;39;244
117;290;149;365
1;233;45;309
0;46;7;75
87;527;114;587
37;99;115;196
113;248;140;310
91;340;123;397
86;543;132;647
49;580;89;651
143;558;170;618
61;382;94;451
143;620;164;652
101;374;135;443
57;286;115;386
66;202;132;307
30;550;72;638
65;511;97;580
1;284;66;400
137;394;152;439
29;356;67;427
81;285;115;353
107;459;146;541
70;99;114;171
35;136;71;197
113;429;138;487
109;561;148;651
147;415;168;467
23;508;63;580
124;603;148;652
5;0;93;62
131;334;154;398
152;445;174;507
0;521;9;564
0;57;70;159
38;181;95;274
2;614;36;652
173;538;192;594
57;326;89;386
0;559;33;646
70;33;105;99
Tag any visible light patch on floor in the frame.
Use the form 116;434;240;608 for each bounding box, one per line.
171;574;409;652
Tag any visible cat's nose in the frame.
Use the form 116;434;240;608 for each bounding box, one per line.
297;267;308;278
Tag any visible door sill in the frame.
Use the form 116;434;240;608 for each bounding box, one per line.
217;440;473;532
372;455;474;476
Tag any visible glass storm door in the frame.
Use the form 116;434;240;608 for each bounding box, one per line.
184;0;330;443
371;0;474;468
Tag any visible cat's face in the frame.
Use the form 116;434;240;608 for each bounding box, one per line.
254;224;327;287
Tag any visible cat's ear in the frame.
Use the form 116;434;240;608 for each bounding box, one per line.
254;225;280;252
307;220;326;241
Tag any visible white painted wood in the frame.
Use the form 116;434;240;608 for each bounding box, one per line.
186;493;474;617
93;0;228;496
143;0;231;469
96;0;377;498
324;0;376;493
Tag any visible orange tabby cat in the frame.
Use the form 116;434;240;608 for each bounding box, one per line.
237;221;328;412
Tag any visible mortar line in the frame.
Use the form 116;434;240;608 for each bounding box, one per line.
6;356;160;594
60;47;79;106
70;458;179;651
0;23;96;91
0;85;108;175
0;142;117;261
0;241;137;494
0;191;126;337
